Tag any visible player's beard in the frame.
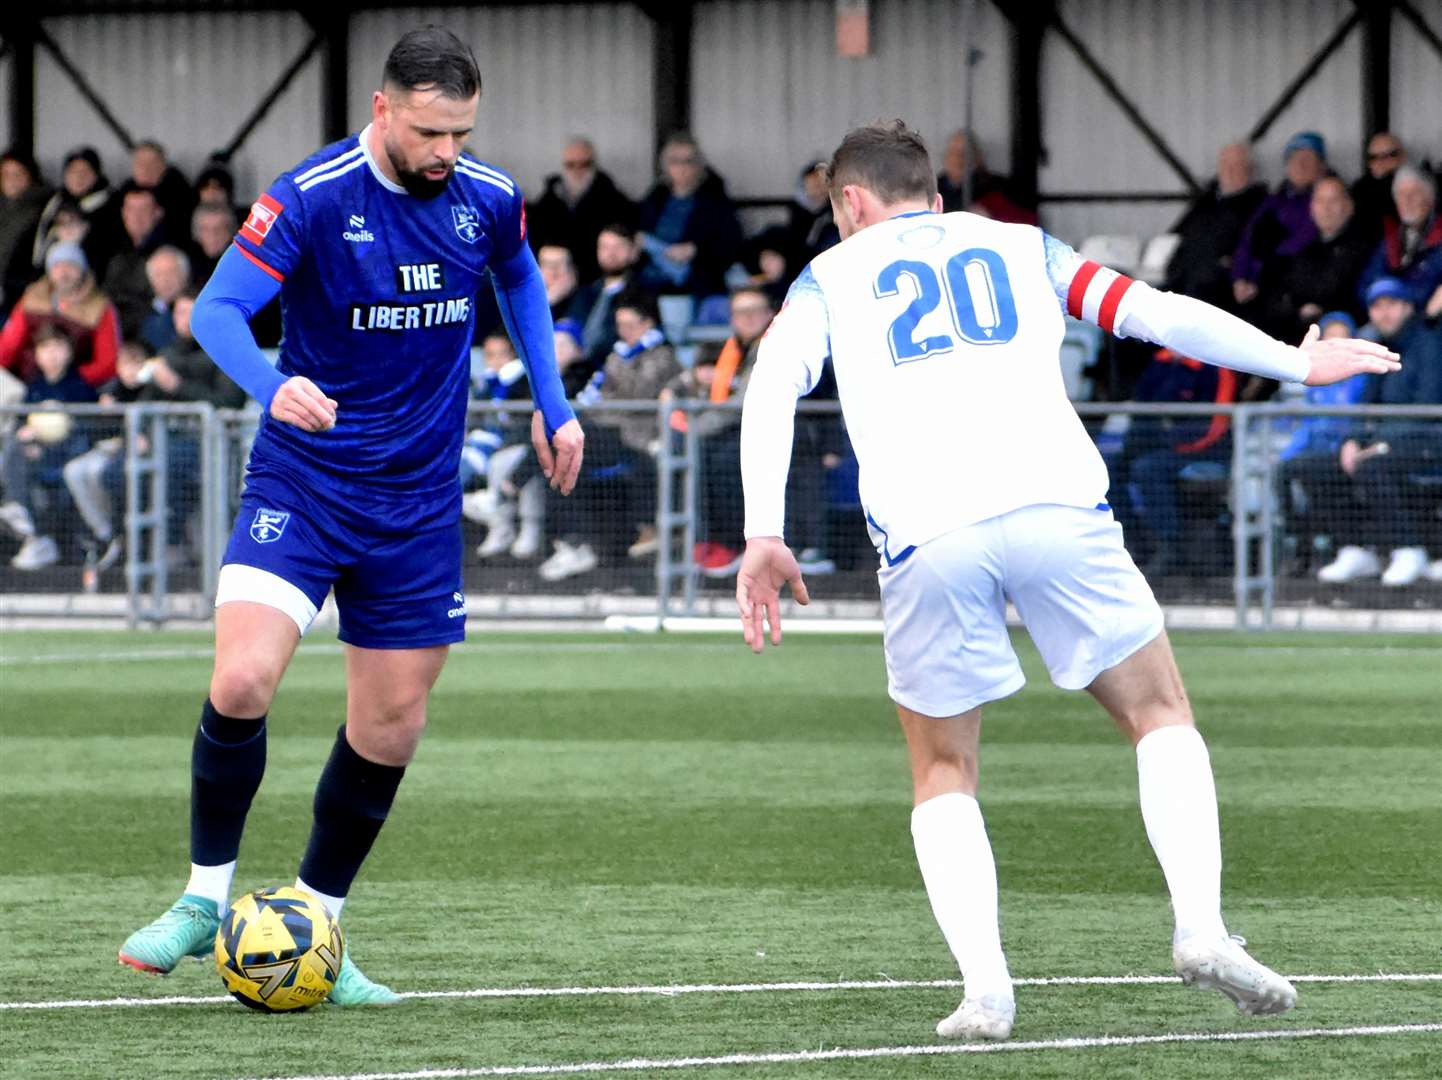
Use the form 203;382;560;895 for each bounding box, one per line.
387;146;453;200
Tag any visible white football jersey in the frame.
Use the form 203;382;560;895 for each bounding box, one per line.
744;211;1141;561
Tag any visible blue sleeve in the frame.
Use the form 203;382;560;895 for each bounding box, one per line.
190;245;287;409
490;242;574;437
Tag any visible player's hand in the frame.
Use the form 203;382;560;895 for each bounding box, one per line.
1299;324;1400;386
736;536;810;654
532;411;584;495
270;376;337;432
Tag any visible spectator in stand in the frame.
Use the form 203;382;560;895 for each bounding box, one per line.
0;327;97;570
129;140;193;236
539;289;679;580
787;158;839;263
637;133;741;299
551;318;595;397
936;129;1038;224
1256;175;1372;343
1315;278;1442;587
527;138;636;282
1110;347;1239;577
1163;142;1266;309
139;246;191;352
463;331;547;561
193;161;245;223
33;148;117;278
1;241;120;388
1232;131;1328;312
1350;132;1407;241
104;186;168;340
537;244;591;325
574;223;643;366
66;293;246;577
190;204;237;284
1357;165;1442;307
676;285;775;576
1273;312;1370;574
1;150;51;311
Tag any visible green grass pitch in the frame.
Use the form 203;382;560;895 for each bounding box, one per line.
1;628;1439;1079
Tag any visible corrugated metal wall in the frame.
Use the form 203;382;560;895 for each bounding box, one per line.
35;12;321;202
347;5;655;202
1392;3;1442;158
1042;0;1365;243
0;51;11;152
692;0;1014;200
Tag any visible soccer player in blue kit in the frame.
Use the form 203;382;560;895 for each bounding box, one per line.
117;28;584;1004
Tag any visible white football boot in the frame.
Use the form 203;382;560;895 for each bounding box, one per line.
1173;933;1296;1016
935;993;1015;1041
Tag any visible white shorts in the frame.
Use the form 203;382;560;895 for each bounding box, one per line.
878;503;1164;716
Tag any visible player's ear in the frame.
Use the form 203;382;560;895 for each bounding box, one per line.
932;192;944;214
372;89;389;128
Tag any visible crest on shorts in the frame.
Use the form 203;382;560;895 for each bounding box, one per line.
249;508;290;544
453;206;480;244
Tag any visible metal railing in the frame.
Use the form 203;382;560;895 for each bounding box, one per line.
1;400;1439;630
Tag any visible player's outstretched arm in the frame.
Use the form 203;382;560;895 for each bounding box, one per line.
1045;234;1400;386
736;537;810;653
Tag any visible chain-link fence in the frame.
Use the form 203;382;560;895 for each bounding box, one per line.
2;400;1439;628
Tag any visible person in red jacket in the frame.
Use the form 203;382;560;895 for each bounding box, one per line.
0;241;120;387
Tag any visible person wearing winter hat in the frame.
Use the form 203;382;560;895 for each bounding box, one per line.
33;147;118;278
1231;130;1330;311
0;240;120;387
1314;278;1442;586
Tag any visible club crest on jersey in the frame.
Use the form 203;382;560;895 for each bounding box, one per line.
453;206;481;244
249;508;290;544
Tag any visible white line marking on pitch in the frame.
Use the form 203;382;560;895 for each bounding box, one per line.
3;972;1439;1012
238;1023;1442;1080
0;642;770;666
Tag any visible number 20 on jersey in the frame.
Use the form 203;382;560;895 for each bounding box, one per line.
874;248;1018;363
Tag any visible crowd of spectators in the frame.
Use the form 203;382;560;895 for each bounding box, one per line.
0;122;1438;590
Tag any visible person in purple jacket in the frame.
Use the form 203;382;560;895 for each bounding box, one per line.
1231;132;1328;313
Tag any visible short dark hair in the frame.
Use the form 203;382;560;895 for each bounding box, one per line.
33;325;74;351
384;27;481;100
729;285;773;309
827;119;937;206
599;222;637;243
614;288;660;326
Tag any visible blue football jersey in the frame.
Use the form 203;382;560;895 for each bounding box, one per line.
232;125;527;521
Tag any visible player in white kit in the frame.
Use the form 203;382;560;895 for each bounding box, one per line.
736;122;1400;1041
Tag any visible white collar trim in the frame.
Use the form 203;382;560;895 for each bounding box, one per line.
359;124;407;195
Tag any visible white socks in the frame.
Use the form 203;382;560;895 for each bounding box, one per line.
910;792;1012;1000
184;861;236;915
1135;725;1227;944
296;877;345;919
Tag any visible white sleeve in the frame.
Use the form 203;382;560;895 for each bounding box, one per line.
1041;231;1309;383
741;269;831;540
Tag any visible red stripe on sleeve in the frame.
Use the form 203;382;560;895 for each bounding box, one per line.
234;243;285;283
1066;260;1102;319
1096;274;1136;334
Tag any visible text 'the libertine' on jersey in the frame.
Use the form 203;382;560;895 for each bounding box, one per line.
231;125;527;511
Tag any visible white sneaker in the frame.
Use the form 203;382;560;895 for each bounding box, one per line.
538;541;598;582
935;993;1014;1041
797;547;836;574
477;517;517;558
0;500;34;537
11;534;59;570
1381;547;1429;587
1173;933;1296;1016
461;489;499;525
1316;545;1381;583
510;521;542;560
1426;558;1442;583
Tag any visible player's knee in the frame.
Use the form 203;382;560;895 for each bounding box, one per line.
912;749;979;800
209;663;279;719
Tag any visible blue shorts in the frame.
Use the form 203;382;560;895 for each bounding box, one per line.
216;475;465;650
